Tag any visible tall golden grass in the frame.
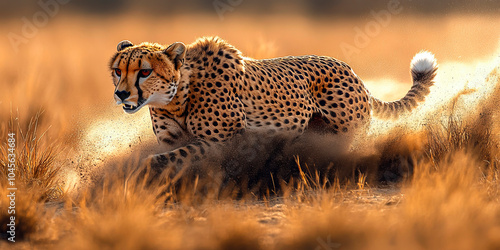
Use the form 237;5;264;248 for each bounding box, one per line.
0;13;499;249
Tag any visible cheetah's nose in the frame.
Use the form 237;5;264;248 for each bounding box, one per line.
115;90;131;102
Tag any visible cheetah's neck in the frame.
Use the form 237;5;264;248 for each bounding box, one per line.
158;65;192;117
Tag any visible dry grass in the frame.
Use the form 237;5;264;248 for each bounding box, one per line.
0;113;62;201
0;12;499;249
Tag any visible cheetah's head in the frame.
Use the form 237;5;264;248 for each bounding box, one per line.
109;40;186;114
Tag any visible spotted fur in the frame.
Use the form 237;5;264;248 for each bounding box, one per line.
109;37;438;174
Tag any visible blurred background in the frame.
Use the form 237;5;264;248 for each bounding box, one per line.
0;0;498;146
1;0;499;17
1;2;500;249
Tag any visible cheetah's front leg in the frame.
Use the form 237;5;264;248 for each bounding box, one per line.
142;140;212;180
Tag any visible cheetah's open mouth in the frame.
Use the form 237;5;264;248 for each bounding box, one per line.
122;99;146;114
123;104;137;111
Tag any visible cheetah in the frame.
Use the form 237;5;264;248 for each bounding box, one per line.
109;37;437;175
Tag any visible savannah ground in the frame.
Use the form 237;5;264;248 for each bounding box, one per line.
1;2;500;249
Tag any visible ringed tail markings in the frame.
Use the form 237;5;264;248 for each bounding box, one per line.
370;51;438;119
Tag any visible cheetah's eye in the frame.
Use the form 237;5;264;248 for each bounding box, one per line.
139;69;152;78
114;68;121;77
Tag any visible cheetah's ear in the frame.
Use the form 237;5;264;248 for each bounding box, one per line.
164;42;186;70
117;40;133;51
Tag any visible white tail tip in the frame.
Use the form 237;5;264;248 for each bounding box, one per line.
411;51;437;74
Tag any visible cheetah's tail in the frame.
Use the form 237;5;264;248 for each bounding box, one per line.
370;51;438;119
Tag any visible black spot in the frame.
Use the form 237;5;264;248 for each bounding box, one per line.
179;149;188;157
169;152;176;162
168;132;180;140
187;145;196;153
158;155;167;162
